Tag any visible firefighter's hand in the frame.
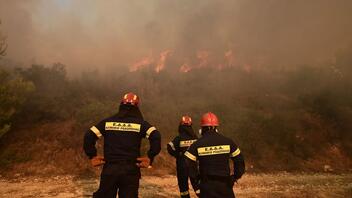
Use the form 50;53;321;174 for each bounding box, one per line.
136;157;150;168
91;156;105;167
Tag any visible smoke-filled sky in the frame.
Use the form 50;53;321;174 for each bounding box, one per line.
0;0;351;73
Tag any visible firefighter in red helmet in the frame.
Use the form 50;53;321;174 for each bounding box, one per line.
184;112;245;198
83;92;161;198
167;116;200;197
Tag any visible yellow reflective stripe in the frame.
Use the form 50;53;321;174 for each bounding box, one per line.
231;148;241;157
145;126;156;139
90;126;102;138
184;151;197;161
180;191;189;196
168;142;176;151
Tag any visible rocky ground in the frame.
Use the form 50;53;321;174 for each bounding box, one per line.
0;173;351;198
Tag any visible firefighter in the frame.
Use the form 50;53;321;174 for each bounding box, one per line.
184;112;245;198
167;116;200;198
83;92;161;198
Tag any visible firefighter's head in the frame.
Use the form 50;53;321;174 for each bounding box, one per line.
179;115;197;138
180;115;192;126
121;92;139;106
118;92;143;119
199;112;219;135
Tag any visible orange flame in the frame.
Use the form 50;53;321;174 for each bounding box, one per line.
130;49;257;73
179;63;192;73
130;55;154;72
155;50;172;73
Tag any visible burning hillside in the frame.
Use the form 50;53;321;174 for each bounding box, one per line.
130;49;253;73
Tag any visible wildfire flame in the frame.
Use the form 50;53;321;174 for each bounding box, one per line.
130;55;154;72
130;49;255;73
130;50;172;73
216;50;236;70
155;50;172;73
179;63;192;73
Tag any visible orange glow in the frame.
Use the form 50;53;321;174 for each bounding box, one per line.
243;64;252;73
130;55;154;72
225;50;235;67
179;63;192;73
155;50;172;73
130;49;258;73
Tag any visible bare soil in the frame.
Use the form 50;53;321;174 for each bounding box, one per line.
0;173;351;198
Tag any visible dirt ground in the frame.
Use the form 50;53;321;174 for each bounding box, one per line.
0;173;351;198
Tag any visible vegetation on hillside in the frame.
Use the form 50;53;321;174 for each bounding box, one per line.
0;21;35;138
0;46;351;173
0;69;34;137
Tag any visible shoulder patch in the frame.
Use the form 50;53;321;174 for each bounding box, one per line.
197;145;230;156
179;139;197;148
105;122;141;132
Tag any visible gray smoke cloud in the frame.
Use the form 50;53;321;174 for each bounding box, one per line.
0;0;351;74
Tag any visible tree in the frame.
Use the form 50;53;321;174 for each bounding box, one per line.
18;64;70;120
0;20;7;58
0;69;35;138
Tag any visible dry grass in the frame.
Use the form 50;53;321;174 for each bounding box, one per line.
0;173;351;198
1;121;351;177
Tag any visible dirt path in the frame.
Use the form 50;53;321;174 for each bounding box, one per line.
0;173;351;198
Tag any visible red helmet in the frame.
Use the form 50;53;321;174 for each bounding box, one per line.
121;92;139;106
200;112;219;127
180;115;192;125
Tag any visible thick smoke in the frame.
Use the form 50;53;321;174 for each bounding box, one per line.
0;0;351;74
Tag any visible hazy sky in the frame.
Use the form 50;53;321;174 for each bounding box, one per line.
0;0;351;73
